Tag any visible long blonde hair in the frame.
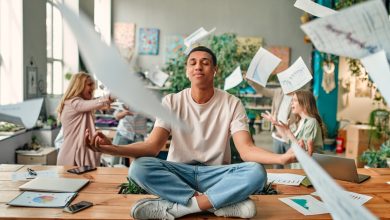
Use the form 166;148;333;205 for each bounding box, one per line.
56;72;93;118
294;90;326;139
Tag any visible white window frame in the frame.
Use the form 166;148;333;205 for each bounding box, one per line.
46;0;64;95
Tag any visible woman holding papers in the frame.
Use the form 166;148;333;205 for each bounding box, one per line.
56;72;114;167
262;90;324;155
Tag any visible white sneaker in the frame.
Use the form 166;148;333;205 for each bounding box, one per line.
130;198;175;220
214;199;256;218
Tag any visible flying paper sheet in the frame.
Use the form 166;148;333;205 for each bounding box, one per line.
224;66;243;90
147;69;170;87
246;47;281;87
0;98;43;129
360;50;390;105
277;57;312;94
294;0;336;18
290;141;377;220
301;0;390;59
184;27;216;54
279;195;328;215
54;2;187;130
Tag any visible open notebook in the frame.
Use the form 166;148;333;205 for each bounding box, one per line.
19;177;89;192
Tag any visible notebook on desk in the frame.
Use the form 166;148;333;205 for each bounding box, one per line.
19;177;89;192
312;153;370;183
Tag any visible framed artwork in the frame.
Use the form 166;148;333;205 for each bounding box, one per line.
138;28;160;55
113;22;136;61
236;37;263;54
165;34;186;62
267;46;291;74
27;66;38;97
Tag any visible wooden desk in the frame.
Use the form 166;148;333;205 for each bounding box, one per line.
1;165;390;219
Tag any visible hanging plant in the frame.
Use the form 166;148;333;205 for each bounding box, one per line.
346;58;364;77
335;0;368;10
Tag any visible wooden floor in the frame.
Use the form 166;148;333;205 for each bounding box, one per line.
1;164;390;219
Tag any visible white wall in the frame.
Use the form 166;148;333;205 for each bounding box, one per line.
23;0;47;100
0;0;23;104
112;0;312;72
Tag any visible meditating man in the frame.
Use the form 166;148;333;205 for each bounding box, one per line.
86;46;302;219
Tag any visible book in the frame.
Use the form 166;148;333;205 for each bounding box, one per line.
7;191;77;208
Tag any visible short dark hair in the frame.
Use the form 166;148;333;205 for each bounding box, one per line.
186;46;217;66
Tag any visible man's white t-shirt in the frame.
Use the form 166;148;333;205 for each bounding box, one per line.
154;88;249;165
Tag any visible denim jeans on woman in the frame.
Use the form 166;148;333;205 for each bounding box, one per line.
129;157;267;209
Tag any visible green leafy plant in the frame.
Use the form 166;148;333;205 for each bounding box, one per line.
362;108;390;168
64;72;73;81
163;33;260;95
118;177;148;194
360;145;389;168
254;181;278;195
368;109;389;141
335;0;367;10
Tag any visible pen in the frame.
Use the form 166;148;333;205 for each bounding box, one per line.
27;168;37;178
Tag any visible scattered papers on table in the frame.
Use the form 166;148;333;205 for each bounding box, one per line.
279;195;328;215
7;191;77;208
267;173;306;186
311;191;372;206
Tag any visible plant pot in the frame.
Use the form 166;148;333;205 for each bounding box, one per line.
387;158;390;168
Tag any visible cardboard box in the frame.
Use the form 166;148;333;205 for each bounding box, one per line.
345;125;385;167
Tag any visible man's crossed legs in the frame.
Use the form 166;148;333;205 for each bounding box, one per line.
129;157;267;219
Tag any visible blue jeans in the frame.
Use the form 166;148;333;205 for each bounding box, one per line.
129;157;267;209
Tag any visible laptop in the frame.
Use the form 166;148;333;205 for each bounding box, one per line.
19;177;89;192
312;153;370;183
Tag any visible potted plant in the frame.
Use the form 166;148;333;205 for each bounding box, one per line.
118;177;148;194
380;140;390;167
360;107;390;168
360;143;390;168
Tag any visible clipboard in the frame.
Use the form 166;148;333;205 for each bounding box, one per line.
7;191;77;208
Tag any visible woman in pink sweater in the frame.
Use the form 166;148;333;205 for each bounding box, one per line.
56;72;113;167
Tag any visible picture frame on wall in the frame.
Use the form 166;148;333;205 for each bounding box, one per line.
27;66;38;97
138;28;160;55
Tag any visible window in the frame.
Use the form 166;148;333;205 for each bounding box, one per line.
46;0;63;95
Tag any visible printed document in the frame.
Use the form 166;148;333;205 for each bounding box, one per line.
277;57;312;94
294;0;336;18
246;47;281;87
224;66;243;90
